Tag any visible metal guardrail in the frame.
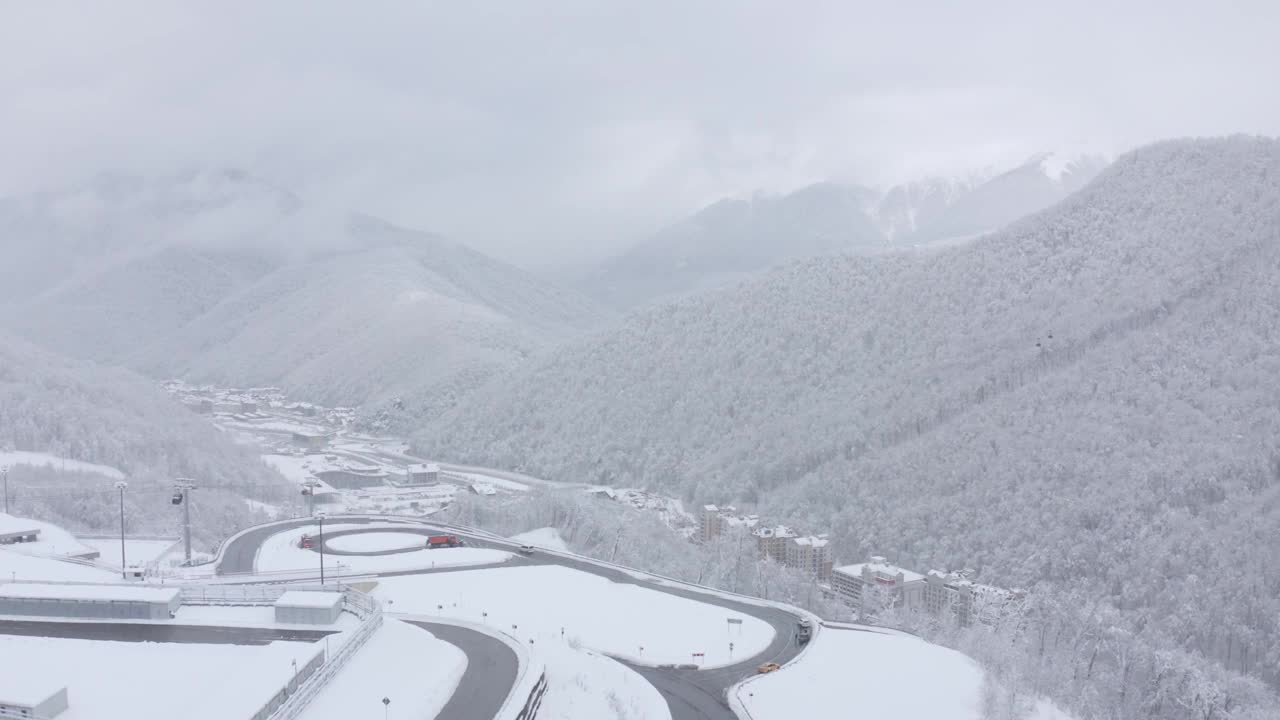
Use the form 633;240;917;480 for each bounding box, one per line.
259;599;378;717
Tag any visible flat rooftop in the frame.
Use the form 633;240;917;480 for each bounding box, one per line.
275;591;343;609
0;582;181;603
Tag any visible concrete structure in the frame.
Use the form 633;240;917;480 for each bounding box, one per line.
925;571;1024;626
0;583;182;620
240;399;259;414
0;682;69;718
274;591;343;625
0;516;40;545
315;467;387;489
183;398;214;414
832;557;927;616
698;505;724;542
291;431;330;451
406;463;440;485
785;535;833;579
753;525;797;563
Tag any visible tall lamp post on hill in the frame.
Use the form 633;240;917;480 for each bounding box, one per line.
316;510;327;585
114;480;128;579
2;465;9;514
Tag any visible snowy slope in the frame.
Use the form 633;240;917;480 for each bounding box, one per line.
0;333;284;546
738;629;1070;720
0;169;612;410
417;137;1280;699
374;564;775;667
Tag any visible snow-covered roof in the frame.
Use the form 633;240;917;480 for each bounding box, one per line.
703;504;719;512
407;463;440;473
0;676;65;707
834;561;925;584
794;535;828;548
753;525;797;539
275;591;343;609
0;514;41;537
0;582;181;603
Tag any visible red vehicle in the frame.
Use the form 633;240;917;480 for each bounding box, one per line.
298;533;315;549
426;534;463;549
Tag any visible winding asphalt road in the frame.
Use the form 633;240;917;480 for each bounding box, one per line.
216;516;808;720
405;620;519;720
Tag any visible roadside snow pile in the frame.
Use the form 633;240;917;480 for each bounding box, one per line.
326;532;426;553
374;565;774;667
255;525;511;575
0;634;319;720
299;619;466;720
738;629;1073;720
510;527;568;552
0;512;97;558
539;642;670;720
0;450;125;479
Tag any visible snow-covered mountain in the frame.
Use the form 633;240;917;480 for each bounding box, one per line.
0;332;283;544
418;137;1280;688
0;170;613;409
580;153;1108;308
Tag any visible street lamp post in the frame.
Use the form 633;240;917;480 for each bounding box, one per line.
2;465;9;514
114;480;129;579
316;511;327;585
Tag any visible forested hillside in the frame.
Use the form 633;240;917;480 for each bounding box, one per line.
579;153;1105;308
418;137;1280;702
0;334;283;547
0;170;611;410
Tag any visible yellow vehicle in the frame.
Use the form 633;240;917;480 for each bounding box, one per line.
757;662;781;674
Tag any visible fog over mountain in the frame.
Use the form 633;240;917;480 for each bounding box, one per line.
581;153;1108;308
0;170;612;408
418;136;1280;691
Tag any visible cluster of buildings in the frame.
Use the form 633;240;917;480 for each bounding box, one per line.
831;556;1024;627
698;505;833;579
697;504;1020;626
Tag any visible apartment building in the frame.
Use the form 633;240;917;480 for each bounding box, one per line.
753;525;797;563
785;535;833;579
698;505;724;542
832;557;927;615
925;571;1024;626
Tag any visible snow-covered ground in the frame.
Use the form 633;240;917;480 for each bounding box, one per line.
0;512;97;558
509;527;568;552
0;634;320;720
0;450;124;479
737;628;1073;720
374;565;774;667
77;537;179;565
539;641;670;720
327;532;426;553
445;470;530;492
0;547;117;582
254;525;511;575
299;619;466;720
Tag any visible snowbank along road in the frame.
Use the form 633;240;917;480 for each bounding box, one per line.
216;516;811;720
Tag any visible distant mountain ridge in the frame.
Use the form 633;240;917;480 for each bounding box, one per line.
0;169;613;409
579;152;1108;308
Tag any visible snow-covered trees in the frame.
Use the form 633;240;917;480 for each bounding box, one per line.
0;334;280;546
417;137;1280;716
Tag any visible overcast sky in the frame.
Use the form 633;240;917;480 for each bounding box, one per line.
3;1;1278;267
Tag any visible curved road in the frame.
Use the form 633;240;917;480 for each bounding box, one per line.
217;516;808;720
405;620;518;720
